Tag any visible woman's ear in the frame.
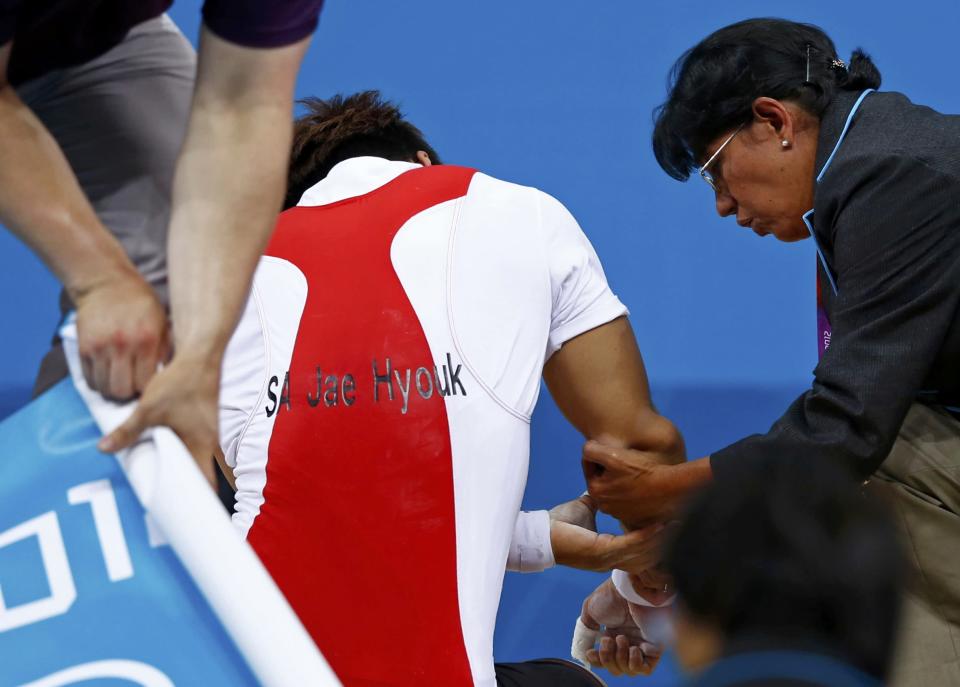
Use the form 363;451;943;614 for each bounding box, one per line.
415;150;433;167
751;97;795;146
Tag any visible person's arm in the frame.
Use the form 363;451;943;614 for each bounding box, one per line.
100;27;310;477
543;317;686;527
0;42;167;399
550;495;667;574
586;153;960;523
504;497;665;575
166;27;309;370
533;188;686;525
709;154;960;481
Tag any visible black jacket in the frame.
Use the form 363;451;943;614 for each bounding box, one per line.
712;89;960;481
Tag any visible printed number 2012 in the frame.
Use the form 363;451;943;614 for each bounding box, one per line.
0;479;136;632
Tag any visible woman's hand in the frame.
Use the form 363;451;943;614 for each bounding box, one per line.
582;441;712;526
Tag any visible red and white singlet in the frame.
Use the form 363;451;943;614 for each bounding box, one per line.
218;157;626;686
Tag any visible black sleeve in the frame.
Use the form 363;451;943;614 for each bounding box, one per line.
711;153;960;482
202;0;324;49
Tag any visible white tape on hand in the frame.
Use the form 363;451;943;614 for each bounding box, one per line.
571;617;600;668
612;569;676;608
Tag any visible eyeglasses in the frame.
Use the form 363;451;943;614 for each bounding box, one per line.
698;123;745;193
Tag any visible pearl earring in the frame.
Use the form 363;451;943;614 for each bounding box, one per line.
781;139;790;148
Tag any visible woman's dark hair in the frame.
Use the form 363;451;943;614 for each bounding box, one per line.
652;18;882;180
285;90;441;209
665;455;904;679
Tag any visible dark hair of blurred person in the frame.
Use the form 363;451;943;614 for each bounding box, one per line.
284;90;441;209
665;456;905;686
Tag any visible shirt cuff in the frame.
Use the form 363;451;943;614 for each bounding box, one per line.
546;299;629;360
201;1;322;49
505;510;555;573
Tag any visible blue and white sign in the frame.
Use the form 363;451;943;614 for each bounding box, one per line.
0;324;339;687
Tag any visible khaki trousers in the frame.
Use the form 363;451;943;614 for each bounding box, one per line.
868;403;960;686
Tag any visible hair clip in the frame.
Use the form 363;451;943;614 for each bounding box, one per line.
830;58;847;70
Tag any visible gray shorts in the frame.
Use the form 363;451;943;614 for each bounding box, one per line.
16;14;196;395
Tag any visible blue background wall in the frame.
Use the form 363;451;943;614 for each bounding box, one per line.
3;2;958;684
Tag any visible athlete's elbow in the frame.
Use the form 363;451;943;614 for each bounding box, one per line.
634;414;686;465
587;411;686;464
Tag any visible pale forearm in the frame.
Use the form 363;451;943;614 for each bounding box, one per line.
166;27;305;363
0;83;167;402
166;97;292;360
97;31;308;471
0;86;136;296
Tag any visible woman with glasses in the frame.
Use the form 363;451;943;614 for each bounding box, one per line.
580;18;960;686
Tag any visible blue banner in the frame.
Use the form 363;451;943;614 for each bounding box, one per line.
0;380;258;686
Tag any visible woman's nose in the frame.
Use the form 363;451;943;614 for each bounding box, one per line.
715;191;737;218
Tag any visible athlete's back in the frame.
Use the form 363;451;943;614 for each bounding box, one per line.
219;157;626;686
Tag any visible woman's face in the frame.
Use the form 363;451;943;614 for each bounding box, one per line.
700;98;819;242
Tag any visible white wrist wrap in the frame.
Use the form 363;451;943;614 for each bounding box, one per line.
505;510;555;573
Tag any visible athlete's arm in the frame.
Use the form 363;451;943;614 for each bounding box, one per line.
543;316;686;528
0;41;167;400
549;495;666;574
508;497;666;575
100;28;309;480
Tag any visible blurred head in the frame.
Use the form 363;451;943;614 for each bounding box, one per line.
652;18;882;241
285;90;441;209
665;456;905;680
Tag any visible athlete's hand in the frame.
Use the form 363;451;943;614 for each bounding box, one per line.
579;578;665;677
628;567;675;606
549;495;668;575
73;269;169;401
98;353;219;486
549;493;600;530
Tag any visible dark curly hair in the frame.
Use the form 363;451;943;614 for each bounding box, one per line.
652;18;882;181
285;90;441;209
